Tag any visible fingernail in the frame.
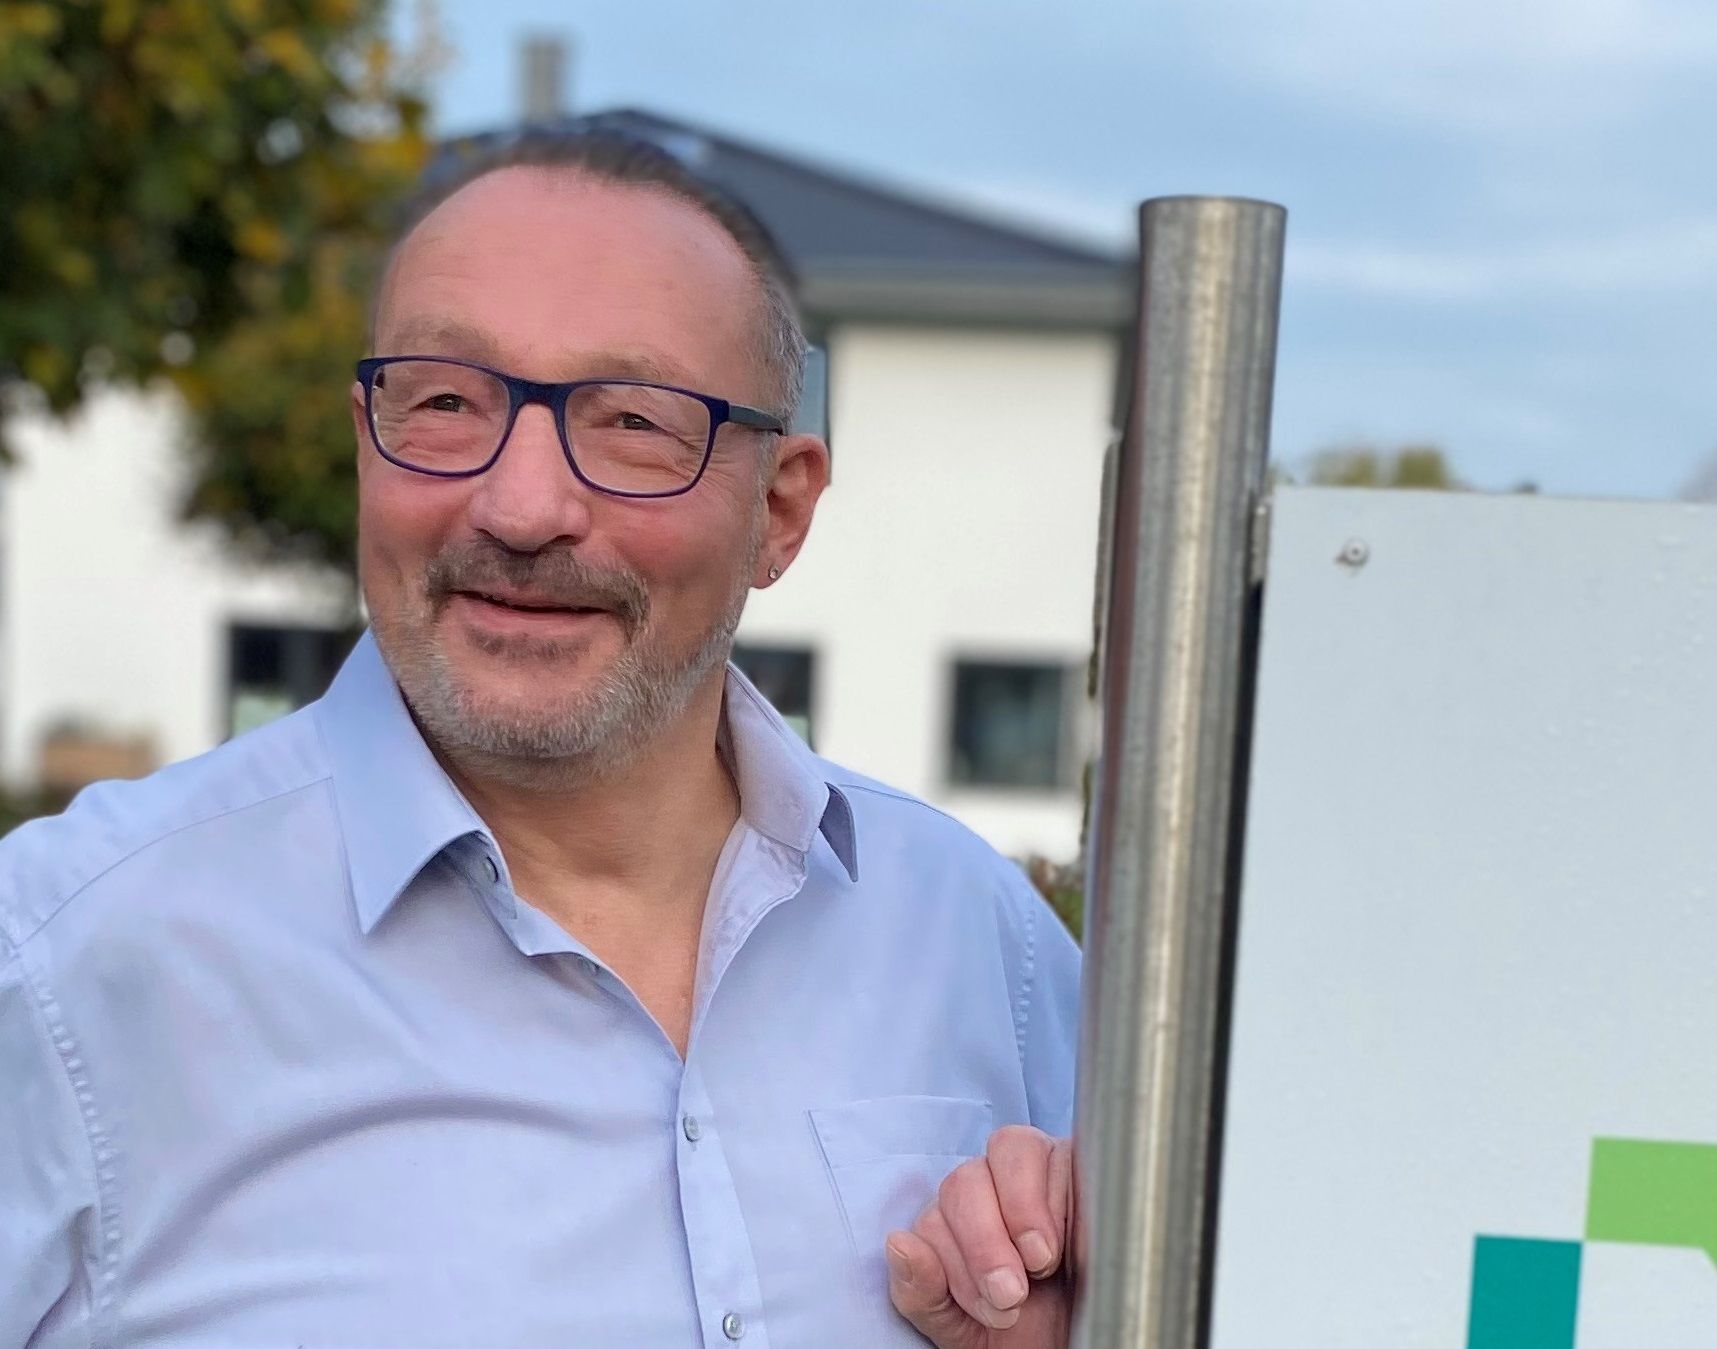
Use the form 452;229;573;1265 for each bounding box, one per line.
982;1302;1023;1331
1019;1230;1054;1274
983;1268;1027;1310
885;1239;914;1288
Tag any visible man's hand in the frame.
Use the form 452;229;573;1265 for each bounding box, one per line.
885;1126;1073;1348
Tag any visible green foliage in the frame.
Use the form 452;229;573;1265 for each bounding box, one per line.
1024;856;1084;942
0;0;432;567
0;788;70;838
1299;445;1467;490
174;233;381;567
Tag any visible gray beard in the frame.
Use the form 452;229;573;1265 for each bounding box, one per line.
372;538;758;793
402;603;742;793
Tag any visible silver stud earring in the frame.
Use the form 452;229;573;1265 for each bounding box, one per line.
767;565;782;581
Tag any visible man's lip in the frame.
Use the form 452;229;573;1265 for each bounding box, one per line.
451;588;607;614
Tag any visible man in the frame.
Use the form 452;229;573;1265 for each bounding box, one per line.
0;133;1080;1347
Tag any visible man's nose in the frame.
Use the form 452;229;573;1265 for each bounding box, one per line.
465;402;595;550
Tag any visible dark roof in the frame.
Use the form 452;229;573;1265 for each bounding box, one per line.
433;108;1132;330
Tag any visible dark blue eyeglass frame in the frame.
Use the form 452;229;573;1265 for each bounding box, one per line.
354;355;787;499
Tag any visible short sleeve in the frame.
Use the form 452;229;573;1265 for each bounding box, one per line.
0;941;96;1347
994;863;1082;1138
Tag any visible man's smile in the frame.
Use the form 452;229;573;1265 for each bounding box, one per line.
456;584;609;613
447;588;617;637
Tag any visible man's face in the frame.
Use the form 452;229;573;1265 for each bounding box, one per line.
356;168;813;779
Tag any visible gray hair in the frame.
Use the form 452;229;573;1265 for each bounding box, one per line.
376;129;807;423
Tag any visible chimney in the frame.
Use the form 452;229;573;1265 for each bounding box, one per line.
520;35;569;123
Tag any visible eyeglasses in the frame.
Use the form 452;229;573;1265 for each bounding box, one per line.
354;356;787;498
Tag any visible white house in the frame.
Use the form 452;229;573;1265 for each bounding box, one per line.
0;109;1129;862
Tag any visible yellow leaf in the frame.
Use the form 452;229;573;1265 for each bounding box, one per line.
98;0;140;44
257;28;318;80
0;3;62;42
235;217;289;263
22;345;69;392
53;248;97;288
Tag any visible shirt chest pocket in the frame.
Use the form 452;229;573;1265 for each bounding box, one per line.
809;1095;994;1258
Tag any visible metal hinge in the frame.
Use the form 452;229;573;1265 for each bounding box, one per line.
1248;491;1273;587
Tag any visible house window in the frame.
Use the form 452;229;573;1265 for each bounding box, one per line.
950;659;1073;790
228;623;358;738
731;643;814;745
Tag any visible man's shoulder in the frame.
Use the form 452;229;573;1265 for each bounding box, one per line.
0;707;331;950
816;758;1039;898
814;758;1082;1054
822;759;985;841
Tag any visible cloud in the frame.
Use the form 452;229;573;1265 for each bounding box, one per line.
1288;216;1717;300
1209;0;1717;134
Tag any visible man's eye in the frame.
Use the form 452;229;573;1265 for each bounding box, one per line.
618;411;661;431
423;393;468;413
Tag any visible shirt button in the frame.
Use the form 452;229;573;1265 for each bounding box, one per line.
721;1311;744;1340
482;855;500;883
682;1114;702;1143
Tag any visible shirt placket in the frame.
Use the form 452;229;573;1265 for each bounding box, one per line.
675;1057;771;1349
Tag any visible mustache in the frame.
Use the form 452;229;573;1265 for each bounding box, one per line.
424;540;651;635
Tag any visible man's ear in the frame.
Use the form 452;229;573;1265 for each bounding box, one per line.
351;381;373;476
755;432;831;587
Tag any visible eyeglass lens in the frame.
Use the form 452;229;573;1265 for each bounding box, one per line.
370;361;712;492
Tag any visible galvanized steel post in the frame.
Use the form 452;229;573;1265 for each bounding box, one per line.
1070;197;1286;1349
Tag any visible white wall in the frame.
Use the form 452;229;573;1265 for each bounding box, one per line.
0;387;349;787
738;323;1116;861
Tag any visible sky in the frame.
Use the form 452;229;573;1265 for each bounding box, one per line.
399;0;1717;499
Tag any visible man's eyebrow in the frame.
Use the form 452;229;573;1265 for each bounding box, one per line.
574;349;688;385
375;327;702;389
380;318;504;363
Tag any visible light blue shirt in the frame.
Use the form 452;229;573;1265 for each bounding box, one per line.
1;633;1080;1348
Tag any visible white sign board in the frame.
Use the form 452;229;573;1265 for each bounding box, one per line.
1210;487;1717;1349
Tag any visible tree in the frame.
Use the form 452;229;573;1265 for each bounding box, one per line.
174;229;384;569
1300;445;1468;490
0;0;434;570
1024;855;1083;941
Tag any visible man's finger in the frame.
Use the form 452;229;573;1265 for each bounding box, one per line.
934;1156;1029;1329
1049;1132;1074;1270
886;1227;974;1348
986;1125;1069;1277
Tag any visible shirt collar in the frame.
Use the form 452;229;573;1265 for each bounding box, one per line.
720;662;859;883
315;632;491;935
314;632;859;935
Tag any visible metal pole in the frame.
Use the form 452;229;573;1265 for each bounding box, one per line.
1070;196;1286;1349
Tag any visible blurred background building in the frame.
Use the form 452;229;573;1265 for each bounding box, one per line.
9;14;1710;862
0;44;1128;862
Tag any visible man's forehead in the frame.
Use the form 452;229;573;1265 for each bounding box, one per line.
378;314;698;385
373;168;761;355
395;169;752;287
